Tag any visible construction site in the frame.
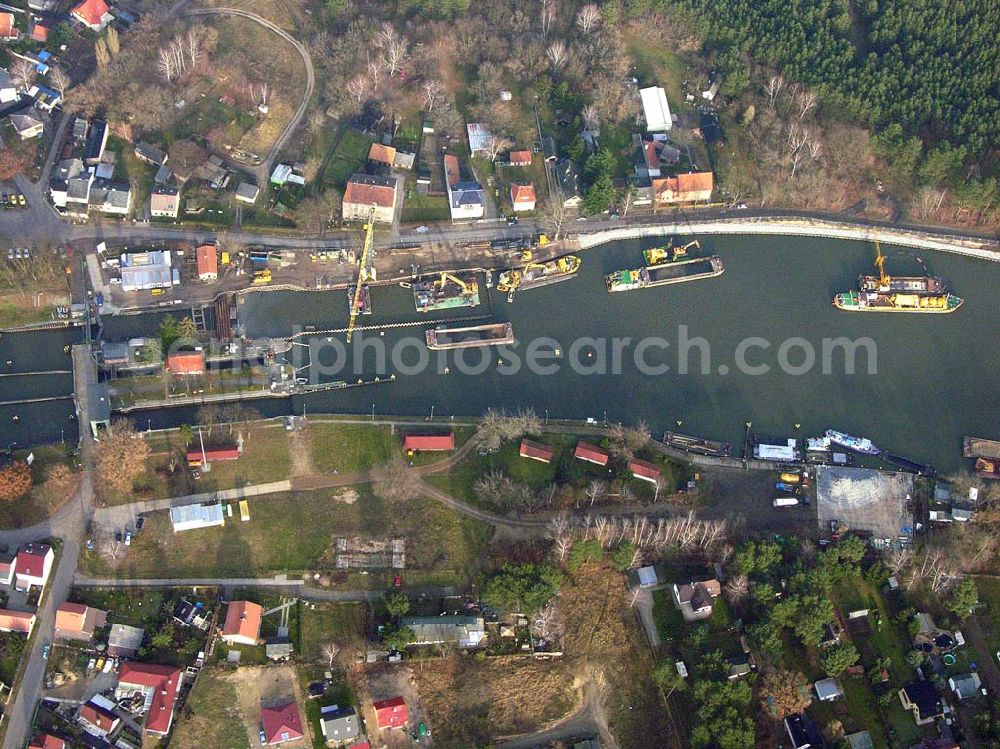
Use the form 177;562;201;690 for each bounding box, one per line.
816;466;915;542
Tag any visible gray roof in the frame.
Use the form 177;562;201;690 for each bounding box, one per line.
556;159;580;197
134;141;167;166
401;615;485;646
102;340;129;363
169;503;225;530
101;183;131;209
265;637;293;659
450;182;483;208
814;677;844;700
950;672;982;698
57;158;85;181
235;182;259;201
10;109;43;132
67;177;92;201
320;705;360;743
87;382;111;423
154;164;173;185
107;623;144;656
845;732;874;749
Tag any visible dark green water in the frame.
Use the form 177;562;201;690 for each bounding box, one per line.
2;235;998;471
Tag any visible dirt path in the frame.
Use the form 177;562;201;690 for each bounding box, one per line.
287;427;314;478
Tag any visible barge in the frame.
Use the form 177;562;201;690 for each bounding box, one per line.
425;322;514;350
662;431;732;458
643;239;701;266
825;429;881;456
963;436;1000;460
496;255;580;294
606;256;724;292
413;272;480;313
752;437;802;463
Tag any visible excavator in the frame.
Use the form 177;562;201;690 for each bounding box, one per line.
433;272;475;297
346;207;377;343
644;239;701;266
873;239;891;289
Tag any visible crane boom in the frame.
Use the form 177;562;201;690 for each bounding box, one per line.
346;207;377;343
873;239;890;288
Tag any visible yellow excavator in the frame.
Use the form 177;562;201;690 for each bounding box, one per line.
346;207;377;343
433;272;475;296
873;239;890;288
644;239;700;266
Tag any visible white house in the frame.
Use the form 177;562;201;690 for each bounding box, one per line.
639;86;672;132
15;543;55;592
71;0;113;32
10;109;45;140
443;154;484;221
0;69;18;105
169;503;225;532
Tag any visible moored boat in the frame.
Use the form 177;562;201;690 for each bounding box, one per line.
643;239;701;266
963;436;1000;460
425;322;514;350
975;458;1000;480
413;272;480;312
825;429;881;456
606;256;724;292
496;255;580;293
662;431;732;457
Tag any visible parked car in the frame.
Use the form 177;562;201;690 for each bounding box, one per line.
136;516;145;530
124;531;132;546
259;729;266;745
95;657;104;671
17;194;25;206
42;644;50;659
87;658;96;671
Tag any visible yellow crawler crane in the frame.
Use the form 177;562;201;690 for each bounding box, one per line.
346;207;377;343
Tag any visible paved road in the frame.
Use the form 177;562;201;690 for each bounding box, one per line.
183;7;315;185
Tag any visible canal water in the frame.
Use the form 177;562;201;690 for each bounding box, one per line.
1;235;998;472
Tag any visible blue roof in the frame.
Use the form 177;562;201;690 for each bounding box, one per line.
37;51;51;61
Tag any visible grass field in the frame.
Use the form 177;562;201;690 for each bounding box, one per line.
307;423;395;474
299;603;366;663
0;302;56;329
401;186;451;223
83;488;492;586
322;128;374;190
170;667;250;749
0;444;78;530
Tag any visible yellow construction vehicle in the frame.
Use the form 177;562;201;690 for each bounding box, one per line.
874;239;890;288
434;272;474;296
537;234;550;246
346;207;377;342
252;269;272;285
644;240;701;266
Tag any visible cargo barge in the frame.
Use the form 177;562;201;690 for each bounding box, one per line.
496;255;581;293
662;431;732;458
963;436;1000;460
425;322;514;350
606;256;724;292
413;272;480;313
833;241;963;314
752;436;802;463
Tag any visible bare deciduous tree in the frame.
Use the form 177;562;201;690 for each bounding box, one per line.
576;4;601;33
375;23;408;76
581;104;600;132
585;480;607;507
540;0;557;36
796;89;817;121
373;457;421;503
49;66;70;96
422;79;446;112
11;58;35;88
157;47;177;82
543;191;571;240
321;642;340;667
106;26;120;56
485;134;512;162
546;40;568;69
724;573;749;605
346;74;371;103
764;75;784;109
366;57;383;90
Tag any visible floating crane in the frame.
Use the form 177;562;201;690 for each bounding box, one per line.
346;207;377;343
873;239;890;288
433;272;474;295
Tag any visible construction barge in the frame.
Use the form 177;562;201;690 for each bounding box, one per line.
413;272;480;313
425;322;514;351
606;256;725;292
496;255;581;294
963;436;1000;479
662;431;732;458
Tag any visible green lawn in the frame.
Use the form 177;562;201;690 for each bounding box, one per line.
83;488;492;587
0;302;56;329
162;96;254;146
307;423;395;474
623;30;693;103
169;667;249;749
108;135;156;217
0;444;77;530
299;603;366;663
323;128;374;189
402;186;451;223
973;575;1000;650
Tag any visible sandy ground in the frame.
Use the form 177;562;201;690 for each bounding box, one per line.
229;665;312;748
360;664;433;748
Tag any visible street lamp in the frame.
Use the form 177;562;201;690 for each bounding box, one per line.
371;403;375;421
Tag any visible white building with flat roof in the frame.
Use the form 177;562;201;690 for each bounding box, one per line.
639;86;672;132
169;503;225;533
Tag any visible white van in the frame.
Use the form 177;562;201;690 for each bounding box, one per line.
773;496;800;508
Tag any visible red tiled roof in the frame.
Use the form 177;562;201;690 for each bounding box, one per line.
79;702;117;733
0;609;35;633
643;142;659;169
28;734;65;749
348;743;371;749
508;150;532;165
510;183;536;205
574;441;609;466
55;602;102;635
629;459;661;481
16;543;51;580
368;143;397;164
196;244;218;277
166;351;204;375
344;177;396;209
519;439;554;463
0;12;15;39
222;600;262;642
31;23;49;43
373;696;408;729
261;701;304;744
653;172;714;202
443;154;459;189
403;434;455;451
187;447;241;463
118;662;182;734
72;0;109;26
677;171;713;193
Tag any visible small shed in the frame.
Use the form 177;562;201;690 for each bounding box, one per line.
519;439;554;464
814;677;845;701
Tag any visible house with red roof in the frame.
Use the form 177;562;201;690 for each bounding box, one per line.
186;446;241;466
78;696;121;737
519;439;554;464
0;609;36;635
342;174;397;224
31;22;49;43
15;542;54;592
261;701;304;745
71;0;113;31
508;150;532;166
165;349;205;375
629;459;661;484
373;696;408;729
574;441;609;467
0;552;15;586
196;244;218;281
115;662;183;736
221;600;263;646
510;183;536;213
0;12;18;41
28;734;66;749
402;434;455;452
54;602;108;641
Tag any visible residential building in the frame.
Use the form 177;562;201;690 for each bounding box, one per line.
78;695;120;737
120;250;175;291
196;244;218;280
154;164;173;186
508;150;532;166
574;441;609;466
165;349;205;375
402;434;455;452
368;143;396;166
221;600;263;646
195;155;229;188
172;598;210;629
71;116;88;143
627;564;664;590
320;705;360;746
519;439;554;464
0;69;18;104
342;174;397;224
727;654;752;680
466;123;493;156
639;86;673;132
169;502;224;533
235;182;259;204
0;552;15;585
15;542;54;591
10;109;45;140
28;734;66;749
83;119;108;165
652;172;714;205
392;151;415;170
784;713;822;749
261;701;304;745
373;697;408;730
671;579;721;621
150;187;180;218
555;159;581;207
814;677;845;701
71;0;113;31
541;135;558;162
48;179;68;209
949;672;982;699
134;142;168;167
115;662;183;736
270;163;306;186
28;85;61;113
0;12;17;41
633;135;681;179
629;459;661;483
510;183;536;212
30;22;49;43
107;623;144;658
54;602;107;641
401;616;486;647
899;681;944;725
443;155;484;220
0;609;36;635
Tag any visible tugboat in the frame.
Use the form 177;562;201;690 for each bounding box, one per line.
833;241;963;313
